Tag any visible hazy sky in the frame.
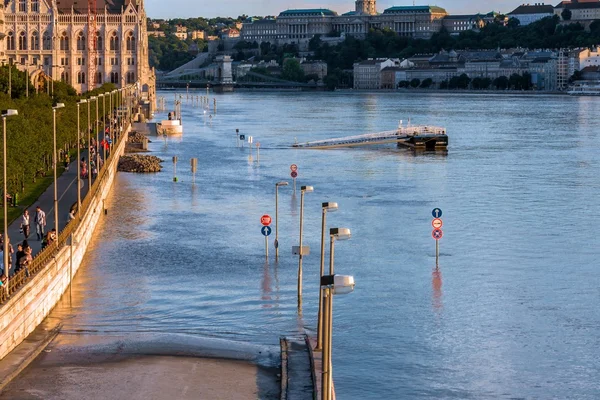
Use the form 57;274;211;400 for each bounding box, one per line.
145;0;532;19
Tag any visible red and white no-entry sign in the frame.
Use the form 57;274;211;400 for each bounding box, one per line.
432;218;443;229
261;214;272;226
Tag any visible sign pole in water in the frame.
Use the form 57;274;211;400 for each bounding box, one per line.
261;218;272;260
290;165;298;193
256;142;260;163
431;209;443;266
236;129;239;148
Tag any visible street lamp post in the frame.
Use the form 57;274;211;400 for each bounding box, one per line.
316;202;339;351
87;96;96;187
2;109;18;293
76;100;87;218
95;95;100;166
52;103;65;246
97;94;104;164
275;181;288;261
320;273;355;400
297;185;314;309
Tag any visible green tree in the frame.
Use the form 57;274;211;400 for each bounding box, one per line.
398;80;410;88
493;75;509;89
561;8;572;21
410;78;421;88
420;78;433;88
281;59;305;82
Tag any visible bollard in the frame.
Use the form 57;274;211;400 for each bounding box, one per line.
191;158;197;184
172;156;178;182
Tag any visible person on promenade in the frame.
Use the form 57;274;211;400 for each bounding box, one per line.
81;157;88;179
0;274;6;287
0;235;14;270
34;206;46;240
91;159;98;180
20;210;30;239
16;245;32;277
64;153;70;172
15;243;24;270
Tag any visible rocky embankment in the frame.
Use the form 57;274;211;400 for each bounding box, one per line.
129;131;150;144
118;155;163;173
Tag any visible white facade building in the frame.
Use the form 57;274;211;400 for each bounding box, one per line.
353;58;394;89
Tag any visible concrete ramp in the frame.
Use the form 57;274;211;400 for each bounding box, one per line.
280;336;314;400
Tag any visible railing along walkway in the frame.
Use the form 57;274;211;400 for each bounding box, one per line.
0;121;130;305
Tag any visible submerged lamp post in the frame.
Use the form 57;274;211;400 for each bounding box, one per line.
275;181;288;261
295;185;313;310
321;273;355;400
52;103;65;245
2;109;18;292
315;202;338;351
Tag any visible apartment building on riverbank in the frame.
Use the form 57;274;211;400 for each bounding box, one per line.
1;0;155;96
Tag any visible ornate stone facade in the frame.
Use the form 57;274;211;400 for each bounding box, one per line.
1;0;155;97
241;1;448;49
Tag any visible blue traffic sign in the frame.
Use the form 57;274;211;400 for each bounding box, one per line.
239;134;246;140
261;226;272;236
432;208;443;218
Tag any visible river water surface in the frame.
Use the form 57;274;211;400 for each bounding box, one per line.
52;91;599;399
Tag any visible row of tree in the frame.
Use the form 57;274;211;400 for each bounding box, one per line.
398;73;534;90
0;66;119;196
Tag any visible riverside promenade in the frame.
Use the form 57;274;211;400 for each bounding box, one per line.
4;152;91;271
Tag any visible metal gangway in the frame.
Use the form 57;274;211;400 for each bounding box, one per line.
292;123;447;149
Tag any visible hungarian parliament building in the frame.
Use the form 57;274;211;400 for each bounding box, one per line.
1;0;155;95
242;0;455;47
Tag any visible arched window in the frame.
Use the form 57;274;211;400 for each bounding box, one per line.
31;31;40;51
110;72;119;84
77;71;86;84
126;71;135;83
109;32;119;51
76;32;86;51
7;32;15;51
18;0;26;12
95;71;103;84
60;32;69;51
61;71;69;82
43;32;52;50
31;0;39;11
96;32;103;51
18;32;27;51
126;32;136;51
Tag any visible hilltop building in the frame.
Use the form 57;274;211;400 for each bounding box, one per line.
241;0;448;50
554;0;600;20
1;0;155;98
507;3;554;25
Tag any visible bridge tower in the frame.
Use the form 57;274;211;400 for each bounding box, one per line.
213;55;234;93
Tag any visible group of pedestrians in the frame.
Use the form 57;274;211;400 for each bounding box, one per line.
0;205;56;283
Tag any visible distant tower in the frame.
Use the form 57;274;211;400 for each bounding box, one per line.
355;0;376;15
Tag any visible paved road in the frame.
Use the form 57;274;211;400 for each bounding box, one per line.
4;150;101;275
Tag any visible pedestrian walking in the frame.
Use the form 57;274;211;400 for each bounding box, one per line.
64;153;70;171
0;235;14;272
20;210;30;239
34;206;46;240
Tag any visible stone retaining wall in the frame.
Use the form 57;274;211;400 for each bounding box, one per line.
0;127;129;360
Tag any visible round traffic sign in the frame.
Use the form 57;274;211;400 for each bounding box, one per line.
256;142;260;147
432;208;443;218
432;228;443;240
290;164;298;172
291;171;298;178
260;214;272;226
432;218;443;229
261;226;272;236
